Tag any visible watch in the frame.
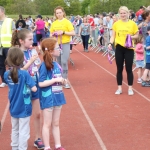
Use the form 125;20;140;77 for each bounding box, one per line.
63;31;65;35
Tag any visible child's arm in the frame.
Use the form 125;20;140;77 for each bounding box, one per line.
22;55;38;70
146;46;150;50
39;77;65;88
135;44;144;53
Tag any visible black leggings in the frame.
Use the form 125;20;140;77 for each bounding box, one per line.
115;44;134;86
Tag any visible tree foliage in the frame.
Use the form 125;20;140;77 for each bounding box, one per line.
0;0;149;15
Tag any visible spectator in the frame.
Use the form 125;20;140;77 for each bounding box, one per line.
136;6;145;24
15;14;26;29
0;6;16;88
108;6;139;95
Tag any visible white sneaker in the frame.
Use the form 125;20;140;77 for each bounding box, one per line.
0;83;7;88
137;78;142;83
115;89;122;95
128;89;134;95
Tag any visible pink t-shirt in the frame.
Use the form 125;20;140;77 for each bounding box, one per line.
135;43;144;60
36;20;45;34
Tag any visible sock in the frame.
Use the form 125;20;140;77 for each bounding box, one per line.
55;144;61;148
44;146;50;150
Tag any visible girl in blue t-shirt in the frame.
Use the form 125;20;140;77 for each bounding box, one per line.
11;29;45;149
38;37;66;150
4;47;37;150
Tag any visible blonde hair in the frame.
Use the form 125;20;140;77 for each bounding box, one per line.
134;34;143;44
119;6;129;14
54;6;66;19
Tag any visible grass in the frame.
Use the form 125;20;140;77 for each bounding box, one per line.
6;14;52;20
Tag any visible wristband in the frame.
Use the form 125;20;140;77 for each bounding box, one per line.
108;43;113;46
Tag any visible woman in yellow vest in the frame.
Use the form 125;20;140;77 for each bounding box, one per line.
108;6;139;95
0;6;15;88
50;6;75;89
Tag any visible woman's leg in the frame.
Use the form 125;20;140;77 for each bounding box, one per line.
115;45;125;88
85;35;90;51
42;108;53;148
52;107;62;149
81;35;86;50
124;48;134;87
61;43;70;79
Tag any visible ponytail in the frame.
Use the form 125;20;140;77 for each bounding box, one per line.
11;30;20;47
43;50;54;70
11;29;32;47
10;67;18;83
41;37;58;70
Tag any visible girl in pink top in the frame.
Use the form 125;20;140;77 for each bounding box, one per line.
135;34;145;83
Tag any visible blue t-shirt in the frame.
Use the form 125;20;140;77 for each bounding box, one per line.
146;35;150;63
4;70;35;118
24;49;40;100
38;62;66;110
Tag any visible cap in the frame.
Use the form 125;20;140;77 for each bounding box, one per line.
37;15;42;19
147;26;150;31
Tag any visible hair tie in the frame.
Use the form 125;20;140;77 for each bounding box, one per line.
10;65;22;70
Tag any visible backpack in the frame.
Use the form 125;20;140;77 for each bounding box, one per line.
138;15;143;21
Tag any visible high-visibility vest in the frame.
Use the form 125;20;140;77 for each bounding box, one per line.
0;18;13;48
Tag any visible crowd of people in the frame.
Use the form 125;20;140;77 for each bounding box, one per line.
0;3;150;150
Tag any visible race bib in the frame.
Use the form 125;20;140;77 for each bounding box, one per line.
52;85;63;93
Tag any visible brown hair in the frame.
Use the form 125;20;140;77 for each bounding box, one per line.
6;47;24;83
41;38;57;70
134;34;143;44
82;17;88;23
142;10;150;20
11;28;32;47
54;6;66;19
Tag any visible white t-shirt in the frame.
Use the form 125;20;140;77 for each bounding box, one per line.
94;17;99;25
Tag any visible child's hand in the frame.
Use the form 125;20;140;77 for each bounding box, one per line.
31;54;38;62
53;77;65;84
108;43;112;50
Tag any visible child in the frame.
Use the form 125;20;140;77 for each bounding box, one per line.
11;29;45;149
4;47;37;150
141;26;150;86
17;22;23;30
97;24;104;46
134;34;145;83
38;38;66;150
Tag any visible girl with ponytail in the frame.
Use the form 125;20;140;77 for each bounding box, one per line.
38;37;66;150
4;47;37;150
11;28;45;150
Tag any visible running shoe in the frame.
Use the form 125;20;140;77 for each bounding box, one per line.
34;138;45;149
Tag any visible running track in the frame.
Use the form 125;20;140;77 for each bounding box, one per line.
0;44;150;150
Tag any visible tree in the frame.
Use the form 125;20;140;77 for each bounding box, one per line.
6;0;36;14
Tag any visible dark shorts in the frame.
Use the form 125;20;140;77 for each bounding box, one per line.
36;34;42;42
32;43;37;47
145;63;150;69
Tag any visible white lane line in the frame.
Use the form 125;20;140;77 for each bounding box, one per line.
73;47;150;102
0;102;9;133
69;81;107;150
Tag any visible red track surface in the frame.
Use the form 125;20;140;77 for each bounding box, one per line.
0;44;150;150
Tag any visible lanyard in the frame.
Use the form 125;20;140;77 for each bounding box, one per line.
24;50;35;75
